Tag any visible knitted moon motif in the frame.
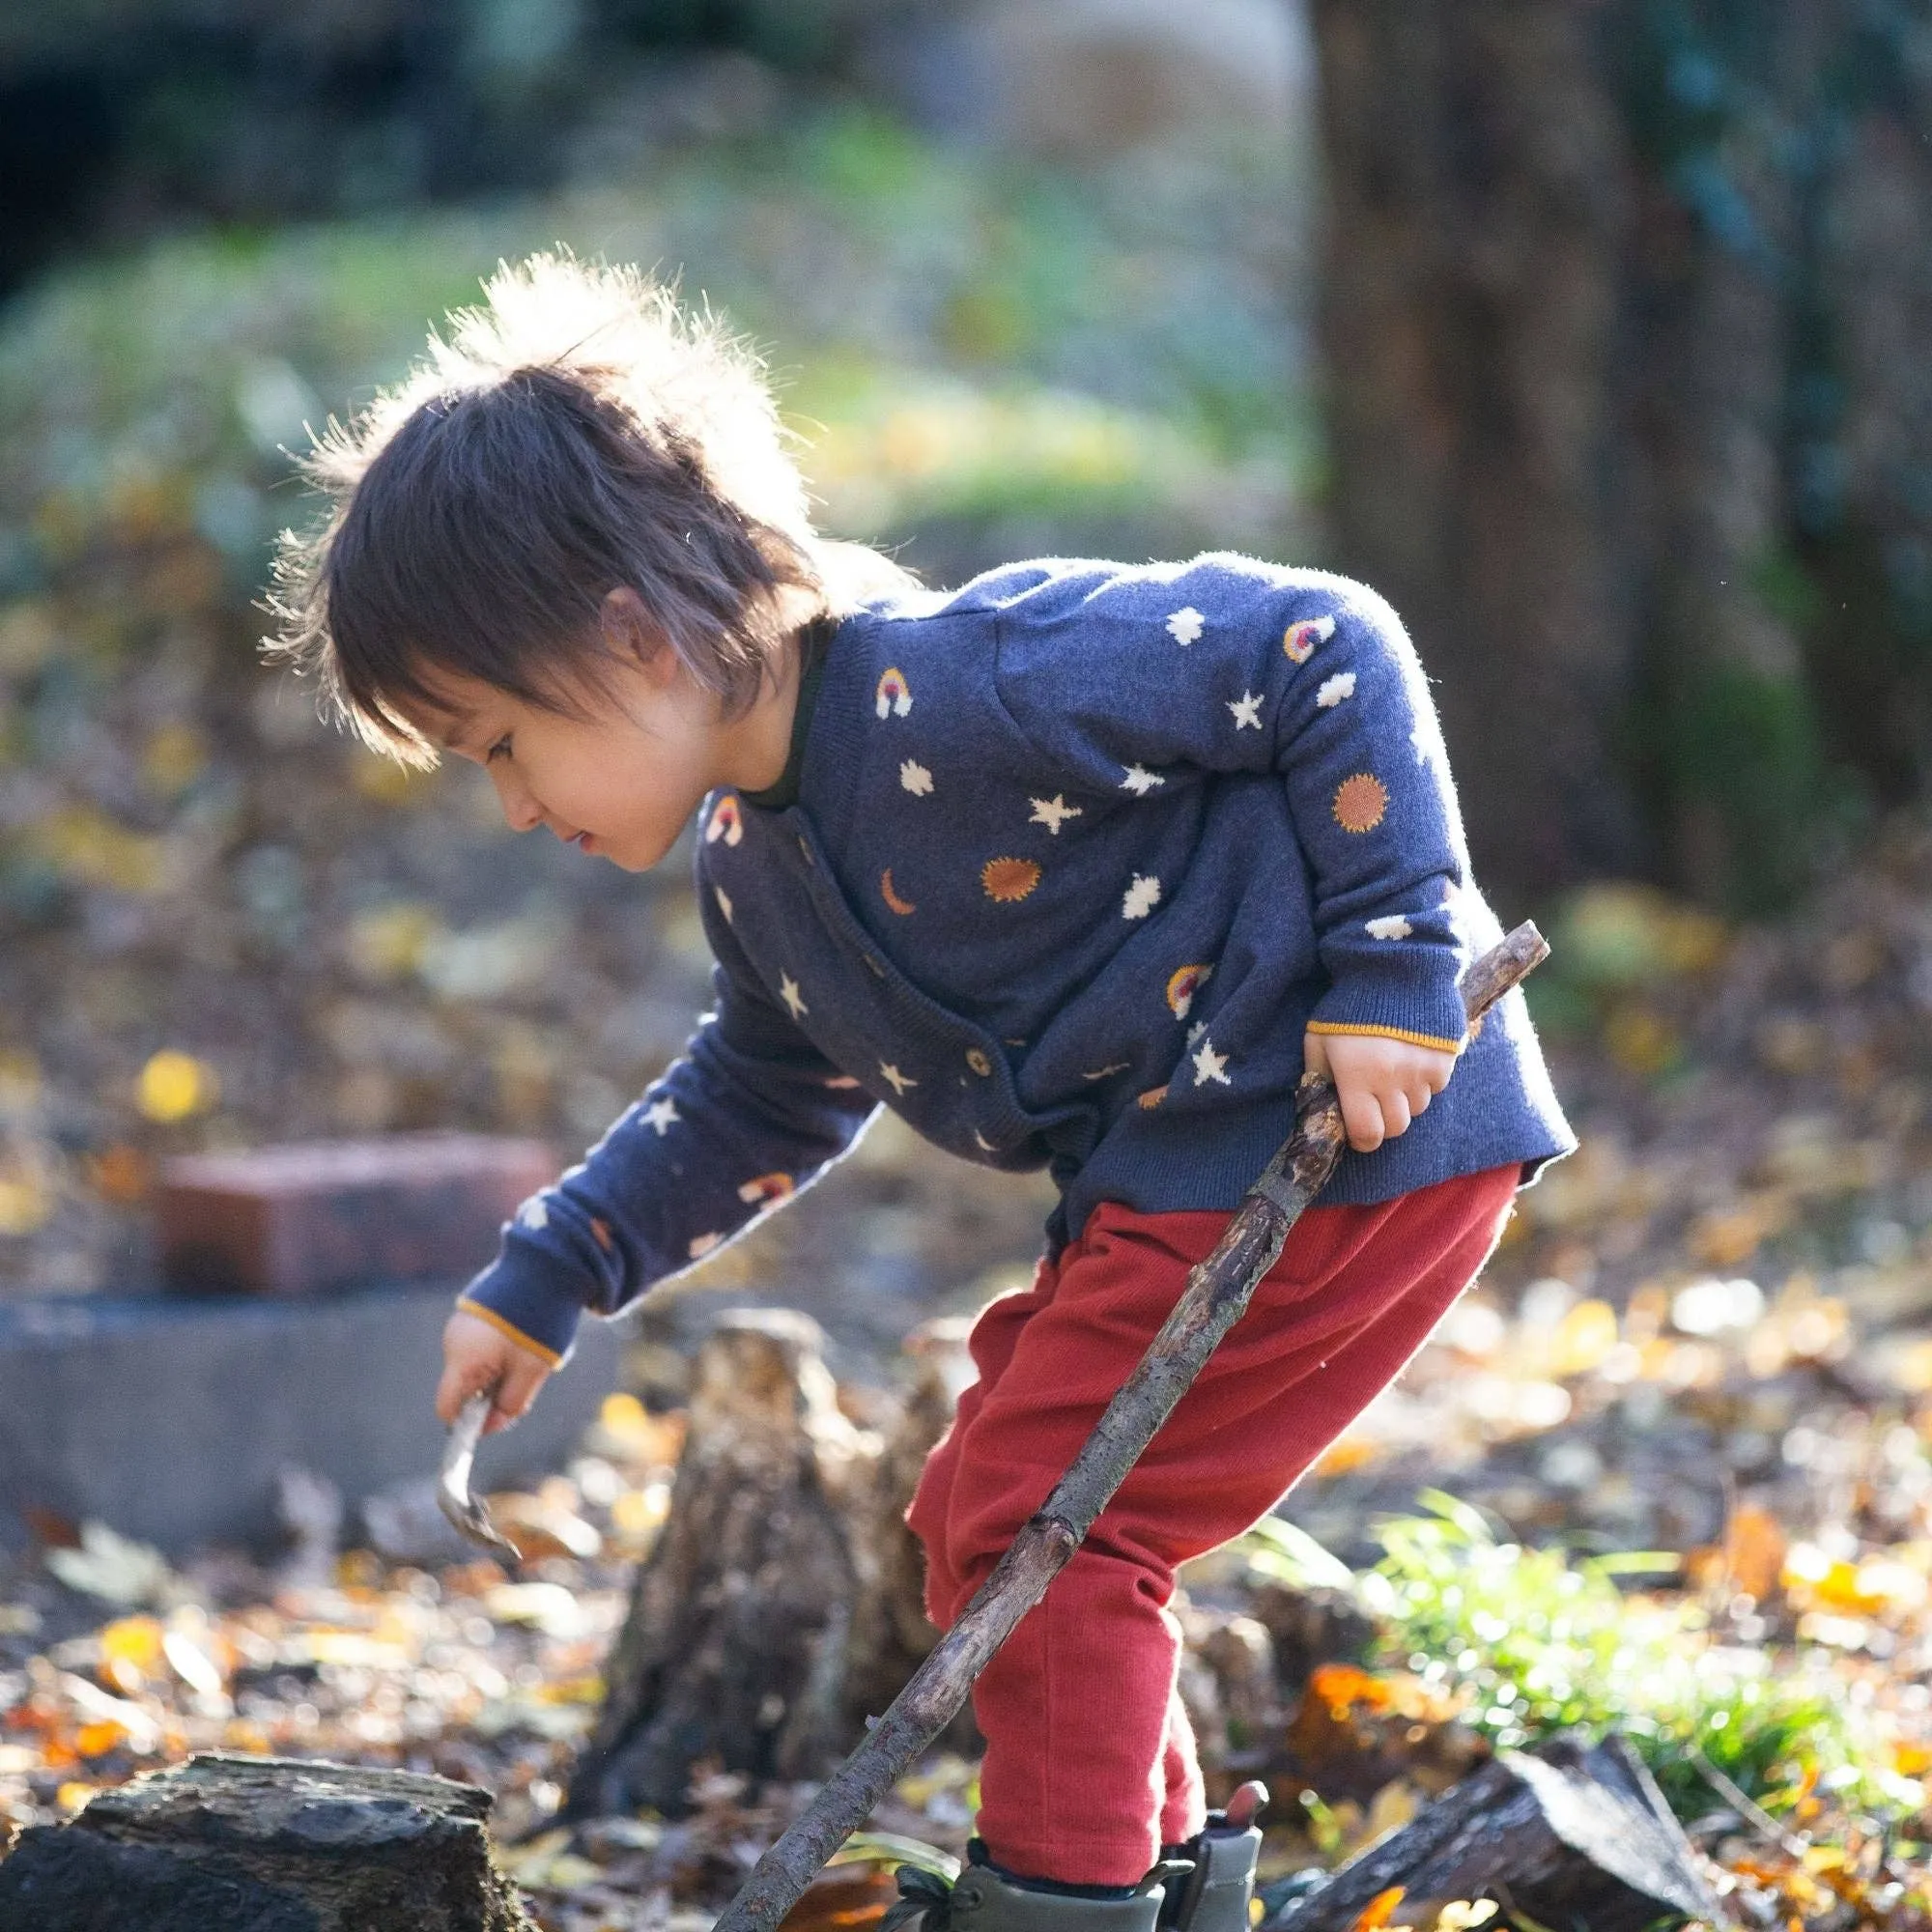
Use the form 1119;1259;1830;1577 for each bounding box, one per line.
1332;772;1388;834
981;856;1041;902
881;867;918;915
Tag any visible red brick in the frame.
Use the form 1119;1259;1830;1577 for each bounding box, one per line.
156;1134;556;1296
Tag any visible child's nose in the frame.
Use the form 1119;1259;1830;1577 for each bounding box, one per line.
489;764;544;835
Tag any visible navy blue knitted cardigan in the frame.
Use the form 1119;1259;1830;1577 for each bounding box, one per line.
461;554;1575;1363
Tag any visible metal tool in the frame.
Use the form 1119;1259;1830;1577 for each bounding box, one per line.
438;1390;524;1562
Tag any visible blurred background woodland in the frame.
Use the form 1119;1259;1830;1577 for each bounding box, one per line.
4;0;1930;1307
7;7;1932;1924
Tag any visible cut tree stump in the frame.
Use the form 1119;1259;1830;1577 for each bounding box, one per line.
0;1752;535;1931
1264;1733;1720;1932
565;1309;966;1820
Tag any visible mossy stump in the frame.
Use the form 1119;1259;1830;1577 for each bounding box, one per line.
0;1752;535;1932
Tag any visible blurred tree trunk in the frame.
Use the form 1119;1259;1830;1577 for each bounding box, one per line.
1311;0;1932;910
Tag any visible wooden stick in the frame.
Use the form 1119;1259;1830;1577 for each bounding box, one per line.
711;922;1550;1932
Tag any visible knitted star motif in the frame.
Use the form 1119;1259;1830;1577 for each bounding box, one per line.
1227;691;1264;730
1166;607;1205;645
1030;794;1082;835
1121;764;1165;795
1317;671;1357;708
780;973;808;1019
1122;874;1163;920
900;760;933;796
1191;1037;1232;1086
879;1061;918;1095
1364;914;1412;941
517;1196;550;1232
688;1232;722;1259
640;1095;680;1135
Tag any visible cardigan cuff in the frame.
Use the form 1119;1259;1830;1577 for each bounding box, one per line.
456;1250;588;1366
1307;965;1468;1057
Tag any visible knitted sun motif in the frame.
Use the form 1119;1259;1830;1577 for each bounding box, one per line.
981;856;1042;902
1332;773;1388;834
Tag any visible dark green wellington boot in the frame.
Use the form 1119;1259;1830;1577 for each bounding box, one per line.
1159;1781;1269;1932
884;1847;1182;1932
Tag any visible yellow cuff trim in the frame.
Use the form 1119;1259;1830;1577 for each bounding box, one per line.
454;1297;564;1369
1306;1020;1465;1055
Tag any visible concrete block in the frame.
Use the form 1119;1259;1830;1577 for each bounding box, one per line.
0;1284;622;1554
156;1134;554;1296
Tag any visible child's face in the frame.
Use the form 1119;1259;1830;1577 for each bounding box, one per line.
409;643;739;873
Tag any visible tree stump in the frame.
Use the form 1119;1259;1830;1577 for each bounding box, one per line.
0;1752;534;1932
1264;1733;1720;1932
565;1310;965;1820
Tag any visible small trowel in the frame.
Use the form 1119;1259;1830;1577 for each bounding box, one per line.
438;1390;524;1562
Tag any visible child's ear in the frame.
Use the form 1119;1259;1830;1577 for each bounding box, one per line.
601;586;676;684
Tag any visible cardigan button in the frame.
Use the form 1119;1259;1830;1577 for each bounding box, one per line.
863;953;886;978
966;1049;991;1077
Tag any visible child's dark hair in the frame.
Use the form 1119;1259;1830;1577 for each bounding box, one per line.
266;253;908;765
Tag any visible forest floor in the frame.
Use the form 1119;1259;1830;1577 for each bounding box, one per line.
4;826;1932;1931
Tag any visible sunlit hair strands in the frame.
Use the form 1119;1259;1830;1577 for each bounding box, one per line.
265;252;912;765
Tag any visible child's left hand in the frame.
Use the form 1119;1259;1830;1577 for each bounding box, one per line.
1303;1030;1457;1153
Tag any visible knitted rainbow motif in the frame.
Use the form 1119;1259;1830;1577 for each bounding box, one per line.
875;667;913;718
1284;614;1335;664
705;793;743;845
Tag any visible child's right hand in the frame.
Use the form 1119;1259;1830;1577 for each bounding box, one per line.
437;1310;554;1435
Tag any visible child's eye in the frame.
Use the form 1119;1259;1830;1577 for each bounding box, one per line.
486;733;513;762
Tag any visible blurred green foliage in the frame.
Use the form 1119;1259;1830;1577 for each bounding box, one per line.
1363;1493;1920;1824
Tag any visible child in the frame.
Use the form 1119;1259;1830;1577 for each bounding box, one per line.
269;255;1573;1932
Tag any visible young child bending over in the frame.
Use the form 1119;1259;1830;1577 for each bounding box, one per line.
268;255;1573;1932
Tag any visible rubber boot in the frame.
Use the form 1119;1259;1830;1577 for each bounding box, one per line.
884;1847;1179;1932
1159;1781;1268;1932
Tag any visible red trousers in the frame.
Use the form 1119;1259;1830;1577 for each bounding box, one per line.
907;1164;1520;1886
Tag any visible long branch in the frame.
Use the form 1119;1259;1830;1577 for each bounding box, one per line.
711;923;1548;1932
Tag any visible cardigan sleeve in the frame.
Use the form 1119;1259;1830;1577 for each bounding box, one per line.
456;863;880;1364
993;554;1476;1057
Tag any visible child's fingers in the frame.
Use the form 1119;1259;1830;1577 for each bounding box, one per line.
485;1350;551;1435
435;1350;495;1427
1406;1080;1434;1117
1337;1084;1385;1152
1378;1088;1412;1139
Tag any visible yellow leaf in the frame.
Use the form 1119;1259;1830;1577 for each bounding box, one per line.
1551;1299;1619;1378
136;1050;217;1123
55;1782;98;1815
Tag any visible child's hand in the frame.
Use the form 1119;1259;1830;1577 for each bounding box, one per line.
1303;1030;1457;1153
437;1310;554;1435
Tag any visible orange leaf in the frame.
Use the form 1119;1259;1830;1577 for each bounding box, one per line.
1349;1887;1406;1932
